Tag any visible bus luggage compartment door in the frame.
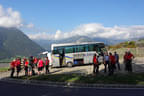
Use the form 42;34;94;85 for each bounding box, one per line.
74;59;84;65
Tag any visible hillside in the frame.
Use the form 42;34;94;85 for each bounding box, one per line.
34;35;125;51
0;27;45;59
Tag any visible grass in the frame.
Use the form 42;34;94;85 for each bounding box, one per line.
0;67;9;72
19;73;144;85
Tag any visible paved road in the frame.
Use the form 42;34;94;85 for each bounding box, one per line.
0;81;144;96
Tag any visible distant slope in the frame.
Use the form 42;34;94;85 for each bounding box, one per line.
0;27;45;59
34;35;126;51
34;36;94;51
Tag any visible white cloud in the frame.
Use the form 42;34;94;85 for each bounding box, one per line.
28;32;53;40
26;23;34;28
0;5;23;28
28;23;144;40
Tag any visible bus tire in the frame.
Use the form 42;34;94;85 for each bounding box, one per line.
67;62;73;67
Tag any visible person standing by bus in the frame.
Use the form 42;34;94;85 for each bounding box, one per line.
29;56;35;76
59;49;65;67
104;52;109;73
109;53;116;75
37;58;44;75
93;54;99;74
24;59;29;76
10;59;16;78
15;58;21;77
34;57;38;67
45;57;50;74
123;51;128;71
126;51;134;72
114;51;121;71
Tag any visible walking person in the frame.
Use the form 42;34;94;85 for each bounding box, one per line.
114;51;121;70
93;54;99;74
109;53;116;76
24;59;29;76
104;52;110;73
37;58;44;75
10;59;16;78
45;57;50;74
126;51;134;72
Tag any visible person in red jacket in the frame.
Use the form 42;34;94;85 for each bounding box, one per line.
109;52;116;75
24;59;29;76
15;58;21;77
45;57;50;74
37;58;44;75
10;59;16;78
93;54;99;74
126;51;134;72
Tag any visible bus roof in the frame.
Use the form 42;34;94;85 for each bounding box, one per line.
51;42;104;48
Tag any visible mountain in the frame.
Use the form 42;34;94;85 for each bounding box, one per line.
0;27;45;59
34;36;94;51
34;35;126;51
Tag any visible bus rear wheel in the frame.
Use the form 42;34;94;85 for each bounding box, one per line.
67;62;73;67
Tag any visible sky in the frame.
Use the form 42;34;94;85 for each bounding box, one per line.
0;0;144;40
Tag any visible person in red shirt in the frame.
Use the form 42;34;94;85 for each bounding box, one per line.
37;58;44;75
45;57;50;74
24;59;29;76
15;58;21;77
10;59;16;78
109;52;116;75
93;54;99;74
34;57;38;67
126;51;134;72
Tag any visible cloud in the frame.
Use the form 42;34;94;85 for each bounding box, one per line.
28;32;54;40
28;23;144;40
26;23;34;28
0;5;23;28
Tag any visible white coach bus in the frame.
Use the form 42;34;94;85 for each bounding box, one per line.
51;42;106;67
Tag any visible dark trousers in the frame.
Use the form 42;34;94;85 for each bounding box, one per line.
127;60;132;72
59;58;63;67
93;64;99;74
104;61;110;73
109;64;115;76
45;65;49;74
10;68;15;77
25;66;28;76
115;61;121;70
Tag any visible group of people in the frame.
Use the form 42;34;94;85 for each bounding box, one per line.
10;56;50;78
93;51;134;75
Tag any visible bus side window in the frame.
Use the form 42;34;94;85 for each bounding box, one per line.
85;45;89;52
